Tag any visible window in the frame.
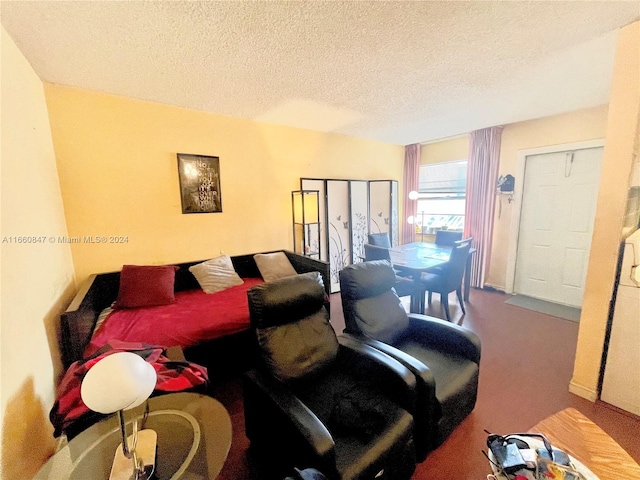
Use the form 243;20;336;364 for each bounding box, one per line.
413;160;467;234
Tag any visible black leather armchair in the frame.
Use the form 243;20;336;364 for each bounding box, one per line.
243;272;417;480
339;261;481;459
363;244;415;299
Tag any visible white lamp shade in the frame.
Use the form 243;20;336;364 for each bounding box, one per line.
408;190;419;200
81;352;157;414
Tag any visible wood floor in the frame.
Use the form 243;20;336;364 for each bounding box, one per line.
214;288;640;479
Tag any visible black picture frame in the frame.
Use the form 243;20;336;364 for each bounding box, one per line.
177;153;222;214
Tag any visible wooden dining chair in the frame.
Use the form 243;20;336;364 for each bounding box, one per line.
368;232;392;248
364;243;391;261
363;244;415;299
419;238;472;321
434;230;463;246
426;230;464;276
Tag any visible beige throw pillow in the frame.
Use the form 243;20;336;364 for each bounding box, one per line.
189;255;244;294
254;252;297;282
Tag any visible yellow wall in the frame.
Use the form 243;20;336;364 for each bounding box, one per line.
421;136;469;165
44;85;404;283
0;27;76;479
0;39;402;478
571;20;640;400
486;105;608;289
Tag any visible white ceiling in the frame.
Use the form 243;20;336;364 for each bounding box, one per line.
2;1;639;145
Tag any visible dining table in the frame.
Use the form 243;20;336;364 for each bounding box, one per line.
388;241;475;313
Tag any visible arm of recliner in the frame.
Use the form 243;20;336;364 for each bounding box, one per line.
243;370;336;467
406;314;481;364
340;332;435;389
336;335;417;413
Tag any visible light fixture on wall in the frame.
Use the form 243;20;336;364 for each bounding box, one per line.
81;352;158;480
496;174;515;218
292;190;320;258
496;174;515;198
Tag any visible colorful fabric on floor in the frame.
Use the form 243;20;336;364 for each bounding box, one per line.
50;340;208;437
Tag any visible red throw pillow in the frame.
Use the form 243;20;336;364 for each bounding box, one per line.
114;265;179;309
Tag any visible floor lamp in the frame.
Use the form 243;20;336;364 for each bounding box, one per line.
292;190;320;258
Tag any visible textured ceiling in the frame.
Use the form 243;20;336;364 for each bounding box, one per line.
2;1;639;145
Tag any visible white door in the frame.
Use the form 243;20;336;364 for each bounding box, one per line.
514;147;602;307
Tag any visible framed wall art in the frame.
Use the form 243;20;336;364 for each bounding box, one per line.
177;153;222;214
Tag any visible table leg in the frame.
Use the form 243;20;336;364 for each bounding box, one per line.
464;254;472;301
410;273;423;314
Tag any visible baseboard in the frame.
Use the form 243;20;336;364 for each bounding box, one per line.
569;380;598;401
482;283;506;294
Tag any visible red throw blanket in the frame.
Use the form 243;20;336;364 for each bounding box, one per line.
50;340;208;437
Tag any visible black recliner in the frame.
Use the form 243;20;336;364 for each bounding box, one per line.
339;261;481;459
243;272;417;480
363;244;415;299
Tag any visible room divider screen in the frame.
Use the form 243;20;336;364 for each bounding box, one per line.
301;178;399;292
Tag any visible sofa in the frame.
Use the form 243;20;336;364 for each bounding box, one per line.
60;250;330;380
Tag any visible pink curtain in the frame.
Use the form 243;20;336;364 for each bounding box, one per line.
464;126;503;288
402;144;420;244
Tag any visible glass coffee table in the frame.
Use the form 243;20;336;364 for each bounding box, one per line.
35;393;232;480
